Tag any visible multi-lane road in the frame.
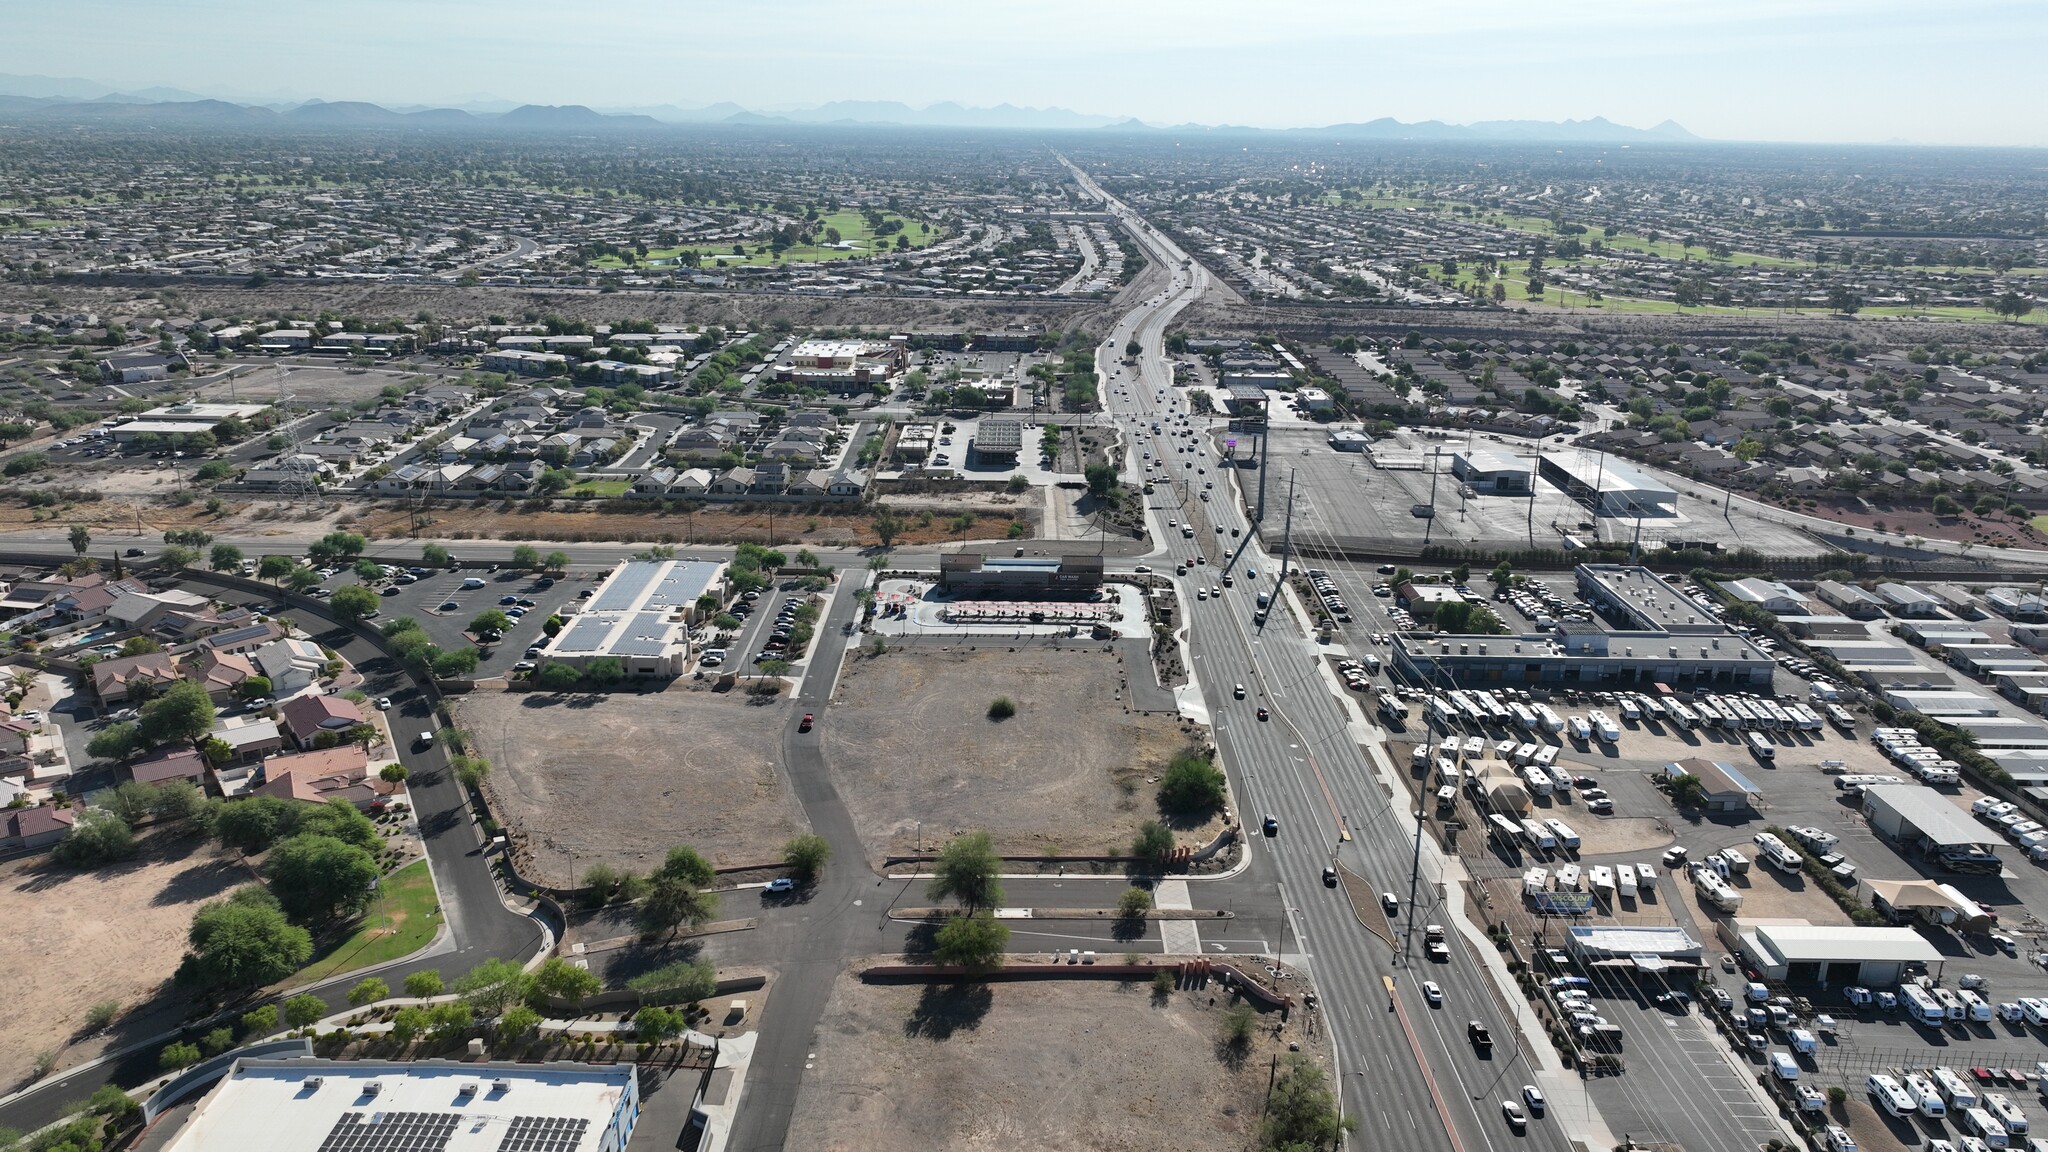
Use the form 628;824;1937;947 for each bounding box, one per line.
1065;159;1585;1152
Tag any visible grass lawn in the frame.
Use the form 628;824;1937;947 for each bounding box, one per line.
595;208;940;271
283;859;440;988
570;479;632;498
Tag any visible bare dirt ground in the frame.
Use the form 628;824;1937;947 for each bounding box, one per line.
0;832;247;1088
821;646;1219;863
462;681;809;887
785;969;1327;1152
195;363;427;407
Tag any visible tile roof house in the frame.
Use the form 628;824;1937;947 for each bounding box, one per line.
3;805;74;851
279;695;366;748
128;747;206;787
200;621;286;656
255;745;380;807
91;652;182;703
192;650;259;703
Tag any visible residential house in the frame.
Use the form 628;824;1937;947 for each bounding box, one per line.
2;806;74;851
200;621;286;657
279;694;366;749
252;638;327;696
255;745;380;808
128;748;207;787
91;652;182;703
627;469;677;499
192;650;259;703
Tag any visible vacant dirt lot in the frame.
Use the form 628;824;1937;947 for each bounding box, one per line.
0;833;248;1088
786;970;1325;1152
463;681;808;886
822;646;1217;863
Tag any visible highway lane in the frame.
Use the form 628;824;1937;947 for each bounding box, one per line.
1067;164;1584;1152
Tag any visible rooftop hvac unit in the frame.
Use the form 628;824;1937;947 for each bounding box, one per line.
302;1077;324;1091
492;1079;512;1094
362;1082;382;1096
459;1083;479;1097
1669;646;1679;658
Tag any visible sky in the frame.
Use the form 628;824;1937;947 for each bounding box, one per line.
4;0;2043;145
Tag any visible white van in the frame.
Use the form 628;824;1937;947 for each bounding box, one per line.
460;576;486;589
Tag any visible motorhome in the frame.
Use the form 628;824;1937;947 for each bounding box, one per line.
1519;818;1558;853
1589;709;1620;743
1546;819;1581;851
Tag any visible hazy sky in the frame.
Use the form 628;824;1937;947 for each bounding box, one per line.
6;0;2043;145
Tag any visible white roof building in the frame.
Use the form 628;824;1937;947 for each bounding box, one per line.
157;1058;639;1152
538;558;726;678
1722;578;1809;615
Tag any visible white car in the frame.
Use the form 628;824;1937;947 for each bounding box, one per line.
1422;981;1443;1006
1522;1085;1546;1113
374;697;391;711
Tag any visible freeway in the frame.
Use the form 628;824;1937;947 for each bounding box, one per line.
1065;156;1585;1152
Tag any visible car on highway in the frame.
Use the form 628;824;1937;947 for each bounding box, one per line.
1521;1085;1546;1114
1256;706;1269;721
1468;1020;1492;1049
1500;1100;1525;1128
799;713;814;732
765;878;795;894
1262;815;1278;837
1233;683;1246;699
1422;980;1442;1005
1322;866;1338;887
1381;892;1400;916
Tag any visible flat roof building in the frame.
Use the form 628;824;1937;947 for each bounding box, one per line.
972;419;1024;463
1536;448;1676;517
937;553;1104;597
536;558;725;678
1863;784;2001;874
1718;919;1940;986
156;1058;638;1152
1665;758;1761;813
1451;449;1531;495
1722;578;1809;615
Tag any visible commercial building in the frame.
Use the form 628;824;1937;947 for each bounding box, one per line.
535;558;725;679
1535;448;1677;517
1393;565;1773;690
772;339;903;394
937;553;1104;597
156;1058;639;1152
1721;578;1809;615
971;419;1024;464
481;350;570;377
1566;925;1703;972
1665;758;1761;814
1875;582;1941;617
1450;449;1531;495
1716;919;1940;986
1862;784;2001;874
1815;580;1887;618
109;402;269;445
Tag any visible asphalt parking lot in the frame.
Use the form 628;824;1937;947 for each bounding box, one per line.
316;564;593;676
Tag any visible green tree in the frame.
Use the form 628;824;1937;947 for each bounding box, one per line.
1133;820;1174;864
627;958;718;1006
509;544;541;571
497;1004;541;1045
284;565;322;593
632;1005;687;1042
329;584;380;623
529;956;602;1007
159;544;200;570
536;663;581;691
348;977;390;1007
160;1041;202;1071
390;1005;430;1045
928;830;1003;911
1084;462;1119;499
469;609;513;636
1159;750;1227;814
67;523;91;557
456;957;534;1017
265;834;380;923
986;696;1017;720
638;871;717;940
283;993;326;1029
257;554;297;584
86;721;141;763
212;794;302;853
582;656;624;686
1990;291;2035;322
1261;1054;1355;1148
102;779;160;826
210;543;244;572
542;550;572;574
1668;772;1707;808
932;911;1009;969
352;558;385;583
421;543;452;567
307;531;366;565
1117;886;1154;917
152;780;205;824
403;969;445;999
782;832;830;883
431;646;481;678
178;888;313;990
52;806;135;867
240;1002;279;1036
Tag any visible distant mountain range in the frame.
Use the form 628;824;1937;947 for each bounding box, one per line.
0;72;1700;141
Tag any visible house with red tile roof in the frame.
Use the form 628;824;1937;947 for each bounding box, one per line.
278;694;366;749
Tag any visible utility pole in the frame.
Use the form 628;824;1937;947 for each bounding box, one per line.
1423;446;1442;545
1278;471;1297;589
1404;806;1424;956
1256;425;1270;524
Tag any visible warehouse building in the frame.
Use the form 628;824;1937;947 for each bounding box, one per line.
1721;578;1809;615
1815;580;1888;618
1535;449;1676;517
938;552;1104;597
1450;448;1531;495
1665;758;1761;814
534;558;725;679
1862;784;2001;874
1716;919;1941;987
1394;565;1773;690
156;1058;639;1152
1566;925;1703;972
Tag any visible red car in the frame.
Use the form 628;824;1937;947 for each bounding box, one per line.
799;714;814;732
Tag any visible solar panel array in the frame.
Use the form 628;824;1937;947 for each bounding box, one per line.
607;611;673;657
648;563;719;611
496;1116;589;1152
556;615;615;653
591;562;659;612
317;1111;461;1152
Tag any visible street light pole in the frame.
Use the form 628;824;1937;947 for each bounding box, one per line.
1404;807;1424;955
